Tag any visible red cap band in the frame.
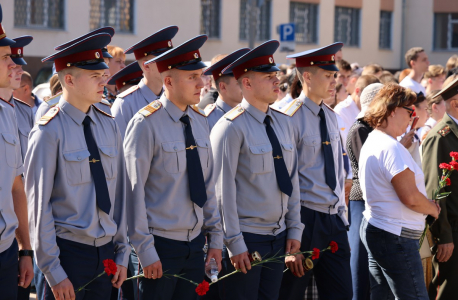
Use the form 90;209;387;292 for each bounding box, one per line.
295;54;336;68
133;40;173;60
156;50;201;73
0;25;6;40
232;55;275;79
54;49;103;72
115;70;144;90
11;47;23;58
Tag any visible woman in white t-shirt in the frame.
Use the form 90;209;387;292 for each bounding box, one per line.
359;84;440;300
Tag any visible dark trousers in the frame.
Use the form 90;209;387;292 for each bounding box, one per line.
218;231;287;300
111;249;139;300
279;206;352;300
43;237;114;300
348;201;370;300
429;231;458;300
138;234;205;300
0;239;19;300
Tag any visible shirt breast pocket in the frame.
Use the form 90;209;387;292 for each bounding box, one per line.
99;146;118;180
161;141;186;174
301;135;320;168
330;132;341;155
249;144;273;174
63;149;91;186
1;132;20;168
280;143;294;172
196;139;210;170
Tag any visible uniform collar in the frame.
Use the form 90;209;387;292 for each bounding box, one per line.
159;93;194;123
448;113;458;126
138;78;162;100
60;98;98;125
215;97;232;113
299;91;321;116
240;98;272;124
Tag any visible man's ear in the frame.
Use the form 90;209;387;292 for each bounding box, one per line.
64;73;75;88
302;71;312;85
163;74;173;90
241;77;251;90
219;81;226;93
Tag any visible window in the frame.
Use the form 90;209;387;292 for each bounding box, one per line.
434;13;458;50
14;0;64;29
201;0;221;39
379;11;392;49
239;0;272;41
290;2;318;44
90;0;134;33
334;6;360;47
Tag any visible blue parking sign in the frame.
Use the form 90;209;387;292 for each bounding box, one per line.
279;23;295;52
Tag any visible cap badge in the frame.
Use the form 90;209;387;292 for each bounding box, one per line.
18;49;22;55
194;53;199;59
95;52;100;59
269;57;273;63
331;55;335;61
310;62;314;65
168;41;172;47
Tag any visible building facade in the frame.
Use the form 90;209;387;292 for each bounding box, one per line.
2;0;458;83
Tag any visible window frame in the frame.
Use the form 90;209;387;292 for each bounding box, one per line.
379;10;393;50
90;0;135;34
334;6;361;48
239;0;272;42
200;0;222;40
14;0;66;30
289;1;319;45
433;13;458;51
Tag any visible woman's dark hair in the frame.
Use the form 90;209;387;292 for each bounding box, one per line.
290;76;302;99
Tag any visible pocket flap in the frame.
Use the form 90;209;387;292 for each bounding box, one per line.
2;133;18;146
18;127;30;137
330;133;340;141
99;146;117;158
249;144;272;154
303;136;319;146
161;141;186;153
281;143;294;151
195;139;210;148
63;149;91;162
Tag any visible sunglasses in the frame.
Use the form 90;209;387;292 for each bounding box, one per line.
402;106;415;118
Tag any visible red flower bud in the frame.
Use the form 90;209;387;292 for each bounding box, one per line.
439;163;452;171
195;280;210;296
103;259;117;276
450;161;458;171
450;152;458;161
311;248;320;260
445;178;451;186
329;241;338;254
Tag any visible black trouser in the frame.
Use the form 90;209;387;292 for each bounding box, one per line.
0;239;19;300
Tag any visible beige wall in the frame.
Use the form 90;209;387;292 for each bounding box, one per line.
2;0;457;78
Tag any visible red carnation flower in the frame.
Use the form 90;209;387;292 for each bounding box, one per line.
195;280;210;296
329;241;338;253
445;178;451;186
439;163;452;171
311;248;320;260
103;259;117;276
450;161;458;171
450;152;458;161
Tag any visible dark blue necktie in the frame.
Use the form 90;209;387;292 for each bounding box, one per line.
264;116;293;197
83;116;111;214
180;115;207;208
342;149;350;175
318;109;337;191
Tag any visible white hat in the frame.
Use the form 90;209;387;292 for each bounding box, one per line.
357;83;384;119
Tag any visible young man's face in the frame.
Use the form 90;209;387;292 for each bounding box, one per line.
413;52;429;74
429;74;446;91
247;71;280;104
222;76;243;104
336;69;351;87
308;68;337;100
170;69;204;106
10;65;23;90
0;47;16;88
71;68;107;104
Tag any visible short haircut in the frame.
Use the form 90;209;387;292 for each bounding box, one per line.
49;73;62;96
355;75;380;93
426;89;443;114
215;75;232;93
56;67;78;89
379;73;398;84
445;55;458;73
364;83;416;128
211;54;227;65
107;45;125;60
405;47;424;68
361;64;383;76
21;71;33;88
424;64;445;79
336;59;351;72
296;66;318;85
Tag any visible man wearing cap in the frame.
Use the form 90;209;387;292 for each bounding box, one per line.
35;27;115;122
0;4;34;298
108;61;143;95
112;26;178;138
210;40;303;300
123;34;222;300
422;77;458;300
278;43;352;300
25;32;129;300
202;48;249;131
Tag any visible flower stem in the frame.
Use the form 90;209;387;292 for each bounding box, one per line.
75;271;106;293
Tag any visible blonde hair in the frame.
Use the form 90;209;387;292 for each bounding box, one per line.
107;45;125;60
424;65;445;79
445;55;458;73
361;64;383;76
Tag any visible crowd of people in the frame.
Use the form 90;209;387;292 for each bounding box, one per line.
1;3;458;300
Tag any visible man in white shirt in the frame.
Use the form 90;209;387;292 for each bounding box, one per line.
400;47;429;94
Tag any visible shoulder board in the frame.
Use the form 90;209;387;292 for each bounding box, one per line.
138;100;162;117
224;105;245;121
37;106;60;125
323;103;335;112
100;98;112;107
270;106;288;116
280;99;303;117
190;105;206;117
93;105;114;118
117;85;139;98
204;103;216;116
14;97;31;107
0;96;14;107
438;125;451;137
44;92;61;107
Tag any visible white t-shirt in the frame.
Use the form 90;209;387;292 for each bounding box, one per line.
334;95;360;133
360;130;427;235
399;76;426;95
